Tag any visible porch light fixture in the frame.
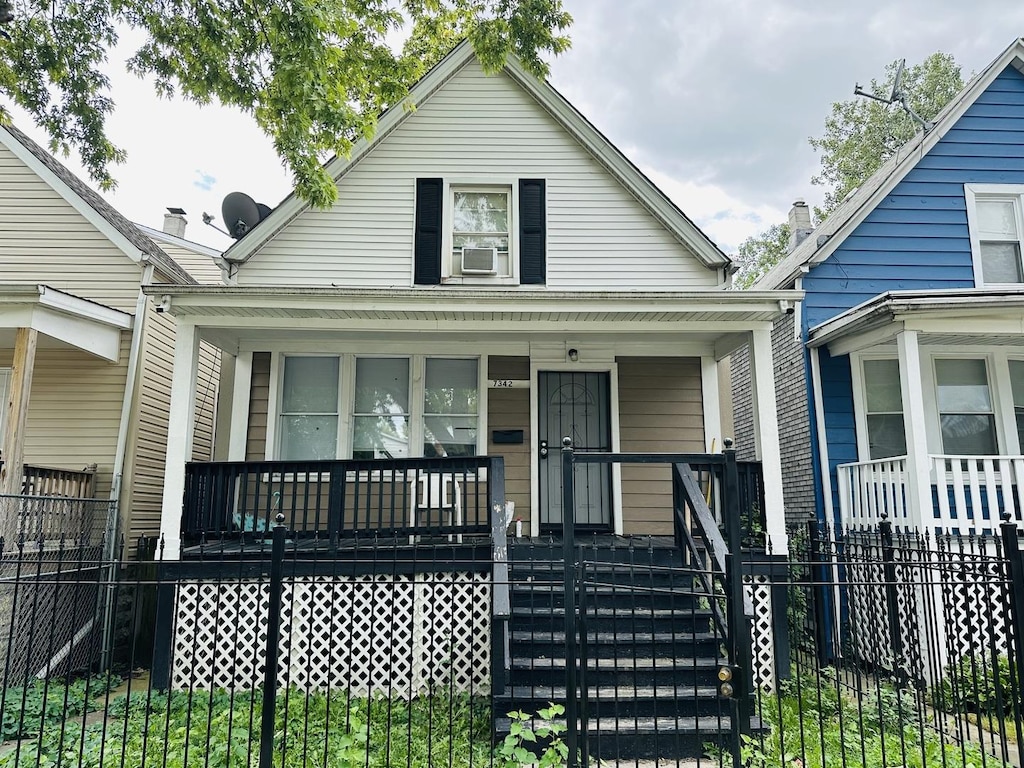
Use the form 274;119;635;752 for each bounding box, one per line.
567;348;578;362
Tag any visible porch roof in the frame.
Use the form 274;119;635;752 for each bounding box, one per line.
143;285;800;325
0;284;133;362
143;286;802;357
808;287;1024;355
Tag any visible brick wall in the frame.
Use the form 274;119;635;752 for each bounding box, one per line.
730;313;817;524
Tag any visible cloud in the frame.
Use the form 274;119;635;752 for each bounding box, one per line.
192;171;217;192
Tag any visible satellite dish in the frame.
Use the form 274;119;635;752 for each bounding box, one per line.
890;58;906;102
221;192;269;239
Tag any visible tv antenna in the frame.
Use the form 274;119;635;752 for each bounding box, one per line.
201;212;230;237
854;58;934;132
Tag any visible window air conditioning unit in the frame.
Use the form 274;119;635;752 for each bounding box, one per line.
461;247;497;274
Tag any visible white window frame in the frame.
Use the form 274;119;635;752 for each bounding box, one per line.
267;352;485;460
851;353;906;461
271;354;343;462
964;183;1024;287
442;179;520;286
927;352;1003;457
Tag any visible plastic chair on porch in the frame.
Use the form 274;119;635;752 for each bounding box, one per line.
409;472;462;544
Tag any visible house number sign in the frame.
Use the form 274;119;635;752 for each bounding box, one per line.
489;379;529;388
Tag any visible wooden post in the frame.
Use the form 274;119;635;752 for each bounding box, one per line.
1;328;38;496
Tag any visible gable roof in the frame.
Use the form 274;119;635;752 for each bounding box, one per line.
0;123;196;285
222;39;729;269
757;37;1024;290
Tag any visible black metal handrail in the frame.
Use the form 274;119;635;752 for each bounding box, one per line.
182;456;497;543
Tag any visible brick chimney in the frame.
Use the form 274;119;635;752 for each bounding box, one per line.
163;207;187;238
787;200;814;252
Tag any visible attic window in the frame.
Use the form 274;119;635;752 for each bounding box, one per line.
450;186;513;279
965;184;1024;285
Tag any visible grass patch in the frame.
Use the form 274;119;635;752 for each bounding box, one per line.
2;686;493;767
0;676;121;742
736;673;1003;768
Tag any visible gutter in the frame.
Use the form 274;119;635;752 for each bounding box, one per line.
110;262;154;525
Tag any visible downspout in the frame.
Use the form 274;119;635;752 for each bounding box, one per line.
110;261;154;534
99;260;152;672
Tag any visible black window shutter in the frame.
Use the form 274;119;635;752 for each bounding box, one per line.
414;178;443;285
519;179;546;285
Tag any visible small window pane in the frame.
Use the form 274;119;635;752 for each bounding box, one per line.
935;359;992;412
978;199;1019;239
940;414;998;455
867;414;908;459
424;415;478;457
425;359;478;414
981;242;1023;283
354;358;409;414
282;357;339;413
353;415;409;459
864;359;903;413
280;416;338;460
453;192;509;234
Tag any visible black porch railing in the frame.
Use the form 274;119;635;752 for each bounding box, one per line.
182;456;499;545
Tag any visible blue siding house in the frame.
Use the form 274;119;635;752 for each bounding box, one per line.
757;38;1024;534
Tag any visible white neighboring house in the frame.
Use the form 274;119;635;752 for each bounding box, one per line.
0;122;222;546
151;40;801;558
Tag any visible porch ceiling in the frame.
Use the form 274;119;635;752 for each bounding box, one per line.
0;284;132;362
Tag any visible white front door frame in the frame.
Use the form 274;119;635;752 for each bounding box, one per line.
529;359;622;537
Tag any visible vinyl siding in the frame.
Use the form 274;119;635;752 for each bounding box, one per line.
152;240;223;285
0;337;130;498
802;66;1024;329
126;301;220;542
246;352;272;461
241;60;719;291
487;356;530;525
617;357;704;535
792;65;1024;525
0;145;143;312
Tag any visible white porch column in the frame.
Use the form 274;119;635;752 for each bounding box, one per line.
897;330;931;528
226;350;253;461
750;328;788;553
1;328;38;496
160;321;200;559
700;356;723;452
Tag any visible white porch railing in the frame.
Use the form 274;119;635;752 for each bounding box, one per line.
836;457;909;528
930;455;1024;532
837;454;1024;533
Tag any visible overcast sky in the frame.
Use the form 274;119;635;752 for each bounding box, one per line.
13;1;1024;254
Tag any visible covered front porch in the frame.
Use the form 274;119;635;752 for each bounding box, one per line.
810;288;1024;532
152;286;799;557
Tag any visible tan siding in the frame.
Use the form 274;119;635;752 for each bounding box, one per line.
486;356;530;525
246;353;271;461
241;60;720;291
617;357;704;535
0;145;144;312
0;337;130;499
125;302;220;542
153;240;223;285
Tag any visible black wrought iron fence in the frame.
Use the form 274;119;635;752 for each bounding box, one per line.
4;460;1024;767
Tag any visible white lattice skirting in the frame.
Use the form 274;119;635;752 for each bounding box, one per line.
170;573;492;696
744;575;776;692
